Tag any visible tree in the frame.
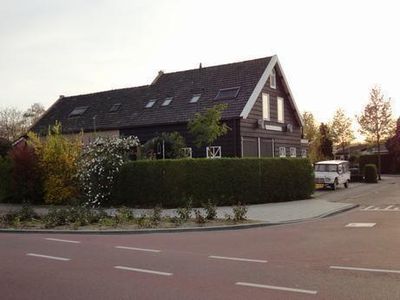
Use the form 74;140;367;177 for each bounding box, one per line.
302;111;320;163
0;107;25;141
386;117;400;172
143;132;186;159
329;108;355;155
318;123;333;160
23;103;45;128
357;86;395;179
188;104;230;148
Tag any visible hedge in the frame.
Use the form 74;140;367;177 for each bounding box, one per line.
364;164;378;183
359;154;399;174
112;158;314;208
0;157;13;202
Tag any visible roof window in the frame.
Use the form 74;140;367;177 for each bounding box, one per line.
69;106;89;117
190;94;201;103
214;87;240;100
145;99;157;108
161;97;173;106
109;103;121;112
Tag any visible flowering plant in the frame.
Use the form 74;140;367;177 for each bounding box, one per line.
77;136;139;206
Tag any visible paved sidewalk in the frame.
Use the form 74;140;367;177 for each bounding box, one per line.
0;199;356;224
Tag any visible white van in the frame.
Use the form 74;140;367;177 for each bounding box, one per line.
314;160;351;190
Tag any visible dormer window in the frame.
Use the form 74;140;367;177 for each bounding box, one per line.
69;106;89;117
270;68;276;89
215;87;240;100
190;94;201;103
145;99;157;108
161;97;173;106
109;103;121;112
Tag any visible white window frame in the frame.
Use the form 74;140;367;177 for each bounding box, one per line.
161;97;173;106
301;149;307;158
262;93;270;120
270;68;276;89
277;97;284;123
279;147;286;157
190;94;201;103
290;147;296;157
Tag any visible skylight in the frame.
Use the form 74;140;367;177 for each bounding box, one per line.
69;106;89;117
145;99;157;108
190;94;201;103
161;97;173;106
214;87;240;100
109;103;121;112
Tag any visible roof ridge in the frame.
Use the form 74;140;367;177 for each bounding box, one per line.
161;56;272;76
62;84;150;99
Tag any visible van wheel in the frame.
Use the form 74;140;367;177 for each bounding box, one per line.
331;179;338;190
344;181;349;188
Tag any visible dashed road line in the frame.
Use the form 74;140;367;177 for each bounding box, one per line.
330;265;400;275
209;255;267;263
114;266;172;276
26;253;71;261
361;205;400;212
345;223;376;227
115;246;161;253
235;282;317;295
45;238;81;244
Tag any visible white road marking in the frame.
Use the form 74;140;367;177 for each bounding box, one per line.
235;282;317;295
384;205;394;210
330;265;400;274
362;205;400;212
114;266;172;276
115;246;161;253
345;223;376;227
26;253;70;261
364;206;374;210
209;255;267;263
45;238;81;244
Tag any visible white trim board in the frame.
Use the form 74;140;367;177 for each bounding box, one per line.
240;55;304;127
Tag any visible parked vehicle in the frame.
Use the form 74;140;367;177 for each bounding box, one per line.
314;160;351;190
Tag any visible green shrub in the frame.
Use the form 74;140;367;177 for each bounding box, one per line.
364;164;378;183
150;205;162;225
112;158;314;208
232;202;247;221
115;206;134;224
176;200;192;221
194;209;206;224
202;200;217;220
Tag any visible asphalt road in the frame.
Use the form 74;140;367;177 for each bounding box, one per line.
1;177;400;300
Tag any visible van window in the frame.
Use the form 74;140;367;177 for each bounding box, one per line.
315;164;338;172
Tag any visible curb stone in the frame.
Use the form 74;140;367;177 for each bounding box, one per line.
0;204;358;235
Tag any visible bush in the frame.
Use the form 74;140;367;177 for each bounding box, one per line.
202;200;217;220
232;202;247;221
0;156;13;202
112;158;314;208
364;164;378;183
9;145;43;204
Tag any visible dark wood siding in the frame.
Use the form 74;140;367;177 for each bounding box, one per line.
120;119;240;158
240;67;303;157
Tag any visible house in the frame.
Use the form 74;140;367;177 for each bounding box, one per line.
32;55;306;158
334;143;389;160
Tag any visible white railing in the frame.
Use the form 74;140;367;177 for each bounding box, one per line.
181;147;192;158
206;146;222;159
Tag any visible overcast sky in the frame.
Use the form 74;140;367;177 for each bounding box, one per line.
1;0;399;129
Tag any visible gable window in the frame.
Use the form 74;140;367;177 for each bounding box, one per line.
190;94;201;103
270;68;276;89
214;87;240;100
279;146;286;157
69;106;89;117
262;93;270;120
162;97;173;106
277;97;284;123
145;99;157;108
109;103;121;112
290;147;297;157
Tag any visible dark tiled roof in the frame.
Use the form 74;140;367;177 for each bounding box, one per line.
32;57;272;134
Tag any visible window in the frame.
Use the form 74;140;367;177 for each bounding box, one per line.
69;106;89;117
190;94;201;103
279;147;286;157
109;103;121;112
214;87;240;100
270;68;276;89
277;97;284;123
145;99;157;108
161;97;173;106
290;147;297;157
262;93;270;120
301;149;307;158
